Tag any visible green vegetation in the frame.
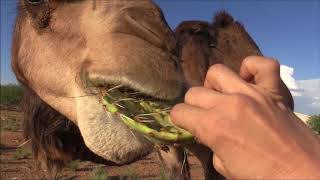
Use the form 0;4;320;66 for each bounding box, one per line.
121;167;139;180
66;160;81;171
88;167;109;180
307;114;320;134
159;166;168;180
102;86;193;144
88;167;143;180
12;148;31;160
0;84;24;105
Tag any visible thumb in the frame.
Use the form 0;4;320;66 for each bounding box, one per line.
213;154;230;179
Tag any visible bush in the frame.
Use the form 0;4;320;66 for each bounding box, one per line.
306;114;320;134
121;167;139;180
12;148;31;160
0;84;24;105
66;160;81;171
88;167;109;180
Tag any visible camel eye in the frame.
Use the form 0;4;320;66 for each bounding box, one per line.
27;0;44;5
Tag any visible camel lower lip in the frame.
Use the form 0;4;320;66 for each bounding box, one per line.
75;90;154;164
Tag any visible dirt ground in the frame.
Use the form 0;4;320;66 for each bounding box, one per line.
0;108;205;180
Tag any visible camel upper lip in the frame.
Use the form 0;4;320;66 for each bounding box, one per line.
100;84;176;106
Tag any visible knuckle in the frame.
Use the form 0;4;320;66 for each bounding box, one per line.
208;63;225;74
230;94;253;109
184;87;201;102
243;55;259;63
192;115;212;137
170;104;184;119
204;112;225;139
267;58;281;70
243;55;263;66
205;64;225;84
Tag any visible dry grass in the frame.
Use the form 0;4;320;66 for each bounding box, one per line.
0;110;22;132
12;148;31;160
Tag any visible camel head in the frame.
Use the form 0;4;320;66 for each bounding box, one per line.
12;0;185;164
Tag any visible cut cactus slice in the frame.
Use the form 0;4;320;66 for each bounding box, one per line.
101;87;194;144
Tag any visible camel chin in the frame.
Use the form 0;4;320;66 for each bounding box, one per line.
75;91;153;164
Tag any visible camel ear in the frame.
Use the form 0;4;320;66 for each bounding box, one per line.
210;11;294;110
210;11;262;73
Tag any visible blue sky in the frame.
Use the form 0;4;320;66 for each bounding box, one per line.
1;0;319;84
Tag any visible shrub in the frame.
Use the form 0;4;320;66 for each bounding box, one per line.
307;114;320;134
121;167;139;180
0;84;24;105
12;148;31;160
159;166;168;180
66;160;81;171
88;167;109;180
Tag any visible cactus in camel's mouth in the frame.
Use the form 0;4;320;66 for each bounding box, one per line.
100;85;194;144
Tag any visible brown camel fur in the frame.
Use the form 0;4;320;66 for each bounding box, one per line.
12;0;292;179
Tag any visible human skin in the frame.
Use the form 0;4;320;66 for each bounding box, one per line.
170;56;320;179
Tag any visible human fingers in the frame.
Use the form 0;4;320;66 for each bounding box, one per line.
184;87;227;109
204;64;251;94
239;56;294;109
239;56;281;91
279;79;294;109
170;103;208;136
213;155;230;178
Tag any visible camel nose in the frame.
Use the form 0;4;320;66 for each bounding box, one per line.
106;2;177;55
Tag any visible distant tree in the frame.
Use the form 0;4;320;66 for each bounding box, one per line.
307;114;320;134
0;84;24;105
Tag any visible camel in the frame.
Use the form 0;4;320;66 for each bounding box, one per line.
175;12;293;108
12;0;293;179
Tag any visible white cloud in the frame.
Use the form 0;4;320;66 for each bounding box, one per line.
295;79;320;115
280;65;301;96
280;65;320;115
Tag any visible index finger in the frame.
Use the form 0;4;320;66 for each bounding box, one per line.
170;103;207;136
170;103;220;146
204;64;252;94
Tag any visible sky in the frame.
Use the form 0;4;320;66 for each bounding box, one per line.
1;0;320;84
280;65;319;115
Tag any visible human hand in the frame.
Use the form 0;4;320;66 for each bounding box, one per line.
171;56;320;179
